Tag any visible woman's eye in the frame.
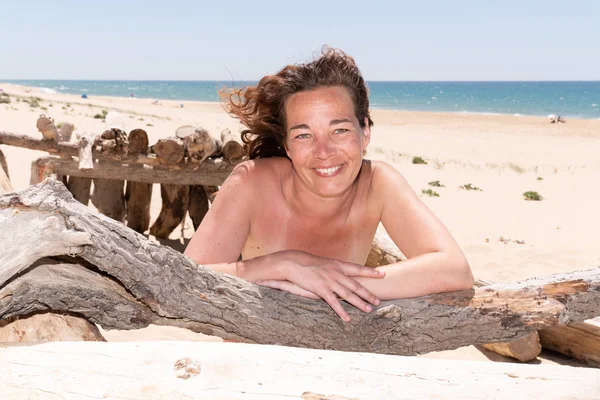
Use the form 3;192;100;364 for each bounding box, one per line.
295;133;311;139
334;128;349;134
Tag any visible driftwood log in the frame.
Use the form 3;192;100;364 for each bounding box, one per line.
150;136;189;238
125;129;152;233
1;341;598;400
0;160;104;343
35;114;58;141
221;128;245;163
188;184;209;230
539;317;600;367
0;148;10;193
1;178;599;356
0;131;233;185
176;125;222;162
90;129;128;222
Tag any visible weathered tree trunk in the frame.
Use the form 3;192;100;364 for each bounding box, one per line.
1;341;598;399
539;317;600;367
149;184;189;238
65;132;95;205
0;148;10;193
35;114;58;141
90;129;128;222
125;129;152;233
220;128;245;163
474;278;542;362
188;184;209;230
150;136;189;238
58;122;75;143
1;163;104;343
1;179;599;356
0;312;105;342
176;125;221;162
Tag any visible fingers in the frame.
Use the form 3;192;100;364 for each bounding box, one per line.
331;280;374;314
339;262;385;278
257;280;320;299
338;274;381;307
320;293;351;322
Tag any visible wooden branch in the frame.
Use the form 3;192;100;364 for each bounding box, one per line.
125;127;152;233
0;311;105;342
58;122;74;143
0;131;234;173
539;317;600;367
91;179;126;222
1;341;598;399
33;156;232;186
1;178;599;356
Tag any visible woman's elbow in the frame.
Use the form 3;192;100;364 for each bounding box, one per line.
447;254;474;291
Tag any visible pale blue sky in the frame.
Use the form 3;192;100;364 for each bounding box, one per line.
1;0;598;81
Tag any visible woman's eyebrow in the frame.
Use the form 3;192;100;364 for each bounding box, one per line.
289;119;352;131
330;118;352;125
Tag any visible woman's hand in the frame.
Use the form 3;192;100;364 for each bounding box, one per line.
254;250;385;322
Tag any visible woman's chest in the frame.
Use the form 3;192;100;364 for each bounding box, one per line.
242;201;380;264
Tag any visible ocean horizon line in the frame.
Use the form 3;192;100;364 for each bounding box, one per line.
2;80;599;120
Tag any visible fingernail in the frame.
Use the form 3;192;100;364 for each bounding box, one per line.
344;316;351;322
366;305;372;312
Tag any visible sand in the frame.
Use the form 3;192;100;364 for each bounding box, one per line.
1;82;599;366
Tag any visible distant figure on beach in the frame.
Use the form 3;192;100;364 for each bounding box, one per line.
184;47;473;321
81;94;88;99
548;114;565;123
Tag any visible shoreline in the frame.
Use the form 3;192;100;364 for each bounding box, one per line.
2;81;599;121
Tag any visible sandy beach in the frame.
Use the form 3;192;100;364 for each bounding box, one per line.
1;82;599;366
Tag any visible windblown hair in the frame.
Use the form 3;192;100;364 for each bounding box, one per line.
220;47;374;159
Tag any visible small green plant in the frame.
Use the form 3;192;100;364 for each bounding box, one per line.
24;96;41;108
146;123;153;127
537;177;543;181
57;122;63;129
93;109;108;119
523;191;543;201
412;156;427;165
459;183;482;191
428;180;444;187
48;103;53;107
66;103;71;107
421;189;440;197
0;94;10;104
139;117;144;121
40;106;48;111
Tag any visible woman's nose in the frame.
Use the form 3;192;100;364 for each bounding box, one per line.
313;137;336;159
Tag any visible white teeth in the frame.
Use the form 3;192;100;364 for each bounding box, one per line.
315;165;342;175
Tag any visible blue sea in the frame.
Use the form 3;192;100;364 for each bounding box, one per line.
3;80;599;119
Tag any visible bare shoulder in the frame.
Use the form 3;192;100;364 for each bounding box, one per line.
369;160;412;195
228;157;291;191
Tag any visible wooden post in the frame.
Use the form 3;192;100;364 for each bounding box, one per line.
150;136;189;238
124;129;152;234
188;184;209;230
90;129;128;222
176;125;222;162
220;128;245;163
0;149;10;193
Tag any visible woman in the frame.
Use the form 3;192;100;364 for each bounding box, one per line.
184;47;473;322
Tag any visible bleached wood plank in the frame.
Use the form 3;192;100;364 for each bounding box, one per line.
0;341;598;400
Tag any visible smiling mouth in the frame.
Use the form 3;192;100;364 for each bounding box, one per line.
313;164;344;177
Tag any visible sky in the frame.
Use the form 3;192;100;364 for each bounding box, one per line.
1;0;599;81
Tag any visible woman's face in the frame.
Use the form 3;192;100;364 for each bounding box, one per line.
284;86;370;198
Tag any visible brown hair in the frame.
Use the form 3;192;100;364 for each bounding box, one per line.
220;47;374;159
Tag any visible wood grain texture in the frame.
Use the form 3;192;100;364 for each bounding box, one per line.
1;178;599;356
0;341;598;399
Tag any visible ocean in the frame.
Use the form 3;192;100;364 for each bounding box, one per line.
3;80;599;119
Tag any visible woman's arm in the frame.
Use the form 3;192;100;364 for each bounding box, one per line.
354;162;473;299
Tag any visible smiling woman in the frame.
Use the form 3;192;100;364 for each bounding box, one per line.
184;47;474;322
